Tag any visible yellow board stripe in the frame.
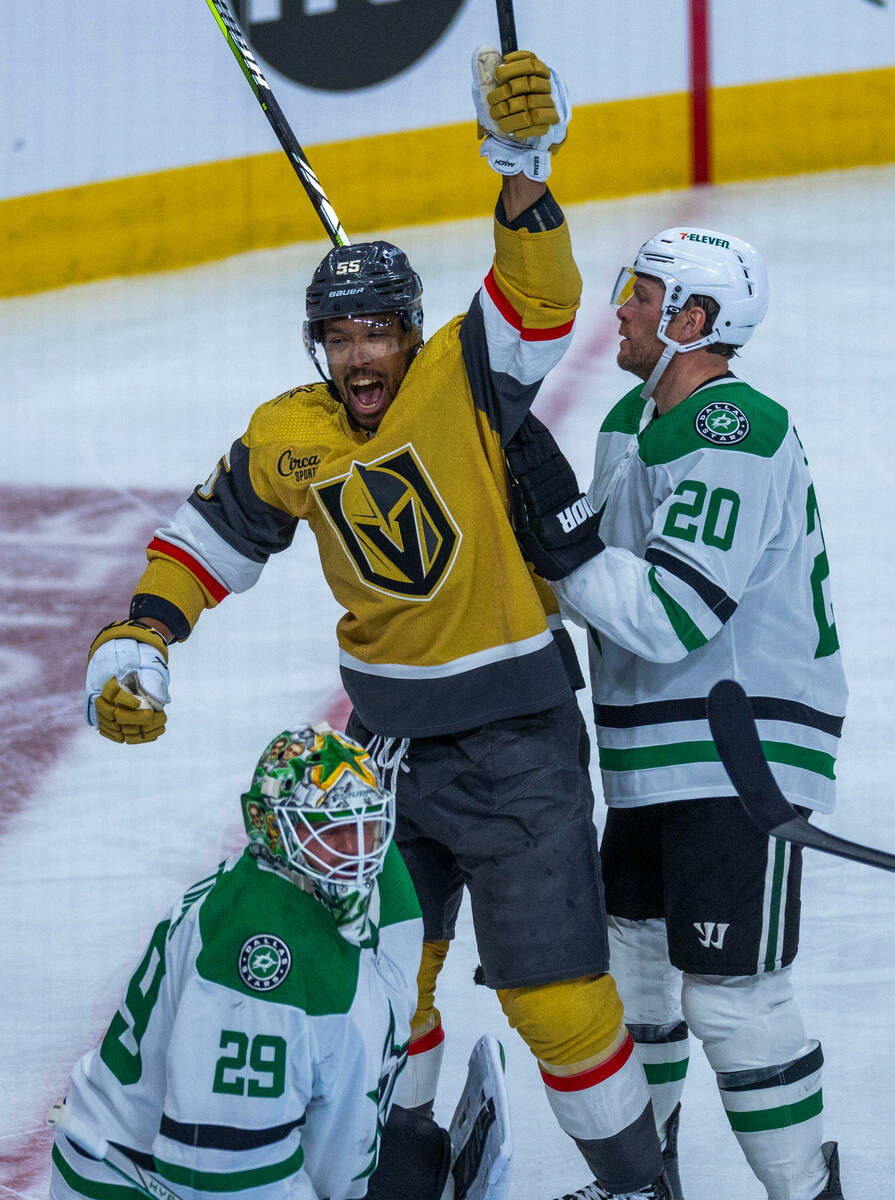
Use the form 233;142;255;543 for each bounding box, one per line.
713;66;895;183
3;66;893;301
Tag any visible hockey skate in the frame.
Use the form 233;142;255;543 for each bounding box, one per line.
550;1169;674;1200
660;1103;684;1200
448;1034;513;1200
813;1142;843;1199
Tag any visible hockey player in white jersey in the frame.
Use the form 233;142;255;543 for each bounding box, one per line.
506;229;846;1200
49;724;486;1200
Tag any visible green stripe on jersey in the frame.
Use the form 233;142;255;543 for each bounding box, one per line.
648;567;708;652
51;1145;142;1200
725;1089;823;1133
762;740;836;779
156;1144;304;1192
599;740;836;779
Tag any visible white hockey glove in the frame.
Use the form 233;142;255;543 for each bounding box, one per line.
85;620;170;744
473;46;570;182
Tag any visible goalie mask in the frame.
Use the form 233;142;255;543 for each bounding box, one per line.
241;723;396;935
303;240;423;380
611;227;768;398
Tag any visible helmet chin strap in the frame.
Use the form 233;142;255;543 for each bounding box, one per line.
640;341;679;405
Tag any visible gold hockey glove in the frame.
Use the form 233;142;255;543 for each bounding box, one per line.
473;47;571;181
85;621;170;744
488;51;558;140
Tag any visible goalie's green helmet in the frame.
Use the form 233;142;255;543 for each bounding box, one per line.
242;723;395;926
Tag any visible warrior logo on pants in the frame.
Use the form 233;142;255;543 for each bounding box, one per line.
313;444;462;600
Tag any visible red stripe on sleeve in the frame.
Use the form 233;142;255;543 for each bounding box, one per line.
148;538;230;604
484;267;523;330
540;1033;635;1092
520;319;575;342
408;1022;446;1056
483;268;575;342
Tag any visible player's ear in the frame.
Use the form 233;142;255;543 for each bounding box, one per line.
688;303;709;337
673;302;708;344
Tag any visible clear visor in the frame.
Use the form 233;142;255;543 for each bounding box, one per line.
305;316;404;365
610;266;637;308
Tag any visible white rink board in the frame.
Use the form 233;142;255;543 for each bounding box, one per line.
711;0;894;86
6;0;893;201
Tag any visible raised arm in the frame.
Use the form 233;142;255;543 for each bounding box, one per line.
462;47;580;443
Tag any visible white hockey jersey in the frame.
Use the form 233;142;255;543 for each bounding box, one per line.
555;375;848;812
50;845;422;1200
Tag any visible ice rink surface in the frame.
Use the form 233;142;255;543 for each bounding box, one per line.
3;164;895;1198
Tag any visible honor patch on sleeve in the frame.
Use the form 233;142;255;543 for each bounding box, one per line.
695;402;750;445
239;934;292;991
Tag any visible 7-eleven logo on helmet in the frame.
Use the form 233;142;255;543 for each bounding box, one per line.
680;231;731;249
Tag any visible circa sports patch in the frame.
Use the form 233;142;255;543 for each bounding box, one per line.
238;934;292;991
695;401;751;445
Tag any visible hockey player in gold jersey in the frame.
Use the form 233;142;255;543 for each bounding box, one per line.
83;49;672;1199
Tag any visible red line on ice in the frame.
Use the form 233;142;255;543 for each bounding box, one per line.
0;485;180;1199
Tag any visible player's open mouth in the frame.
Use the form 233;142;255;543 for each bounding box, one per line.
349;376;385;409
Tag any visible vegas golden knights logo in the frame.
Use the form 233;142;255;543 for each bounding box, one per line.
312;444;462;600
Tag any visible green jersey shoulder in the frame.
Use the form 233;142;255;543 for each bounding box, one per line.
601;379;789;466
191;844;420;1015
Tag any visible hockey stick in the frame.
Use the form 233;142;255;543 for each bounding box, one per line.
495;0;518;54
707;679;895;872
203;0;349;248
47;1103;184;1200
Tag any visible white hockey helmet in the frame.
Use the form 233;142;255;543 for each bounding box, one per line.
611;227;768;398
612;227;768;351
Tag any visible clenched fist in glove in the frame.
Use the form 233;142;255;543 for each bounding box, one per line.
505;412;603;581
85;620;171;744
473;47;570;181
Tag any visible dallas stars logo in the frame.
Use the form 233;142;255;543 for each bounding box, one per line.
695;401;750;445
238;934;292;992
355;1002;409;1181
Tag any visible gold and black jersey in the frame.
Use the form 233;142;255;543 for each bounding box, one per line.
131;193;582;736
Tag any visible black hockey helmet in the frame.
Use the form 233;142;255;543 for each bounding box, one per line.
302;241;423;369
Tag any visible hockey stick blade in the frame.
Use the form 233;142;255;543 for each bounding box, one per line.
495;0;518;54
203;0;349;247
707;680;895;873
47;1104;184;1200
